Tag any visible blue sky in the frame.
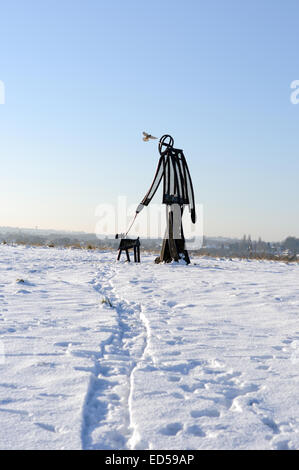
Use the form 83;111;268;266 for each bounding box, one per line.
0;0;298;240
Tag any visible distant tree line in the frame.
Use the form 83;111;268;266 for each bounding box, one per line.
283;237;299;253
0;228;298;257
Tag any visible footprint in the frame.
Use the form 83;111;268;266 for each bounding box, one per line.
186;425;205;437
160;422;183;436
54;342;81;348
248;398;260;406
171;392;184;399
167;301;177;308
15;289;31;294
250;355;273;362
190;408;220;418
34;422;56;433
168;376;181;383
274;440;290;450
180;383;204;393
261;417;280;434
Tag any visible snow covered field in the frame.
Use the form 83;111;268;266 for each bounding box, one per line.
0;244;299;450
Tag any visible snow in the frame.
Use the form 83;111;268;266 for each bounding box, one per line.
0;244;299;450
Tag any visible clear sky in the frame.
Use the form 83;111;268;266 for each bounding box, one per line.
0;0;298;241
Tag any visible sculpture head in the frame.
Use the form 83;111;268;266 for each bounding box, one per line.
158;134;174;155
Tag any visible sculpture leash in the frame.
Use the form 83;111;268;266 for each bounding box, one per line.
124;212;138;237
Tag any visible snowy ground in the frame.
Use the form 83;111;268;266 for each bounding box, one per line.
0;244;299;450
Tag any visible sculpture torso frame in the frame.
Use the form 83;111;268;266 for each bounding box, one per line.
137;135;196;264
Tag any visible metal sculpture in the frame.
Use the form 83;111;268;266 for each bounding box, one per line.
116;235;140;263
136;134;196;264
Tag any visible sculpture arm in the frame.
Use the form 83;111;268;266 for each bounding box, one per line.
183;159;196;223
136;156;165;213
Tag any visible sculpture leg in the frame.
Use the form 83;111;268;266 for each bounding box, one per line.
178;212;190;264
156;206;179;263
156;206;190;264
137;245;140;263
168;209;179;261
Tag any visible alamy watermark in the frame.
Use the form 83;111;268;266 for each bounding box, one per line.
290;80;299;104
95;196;203;250
0;80;5;104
